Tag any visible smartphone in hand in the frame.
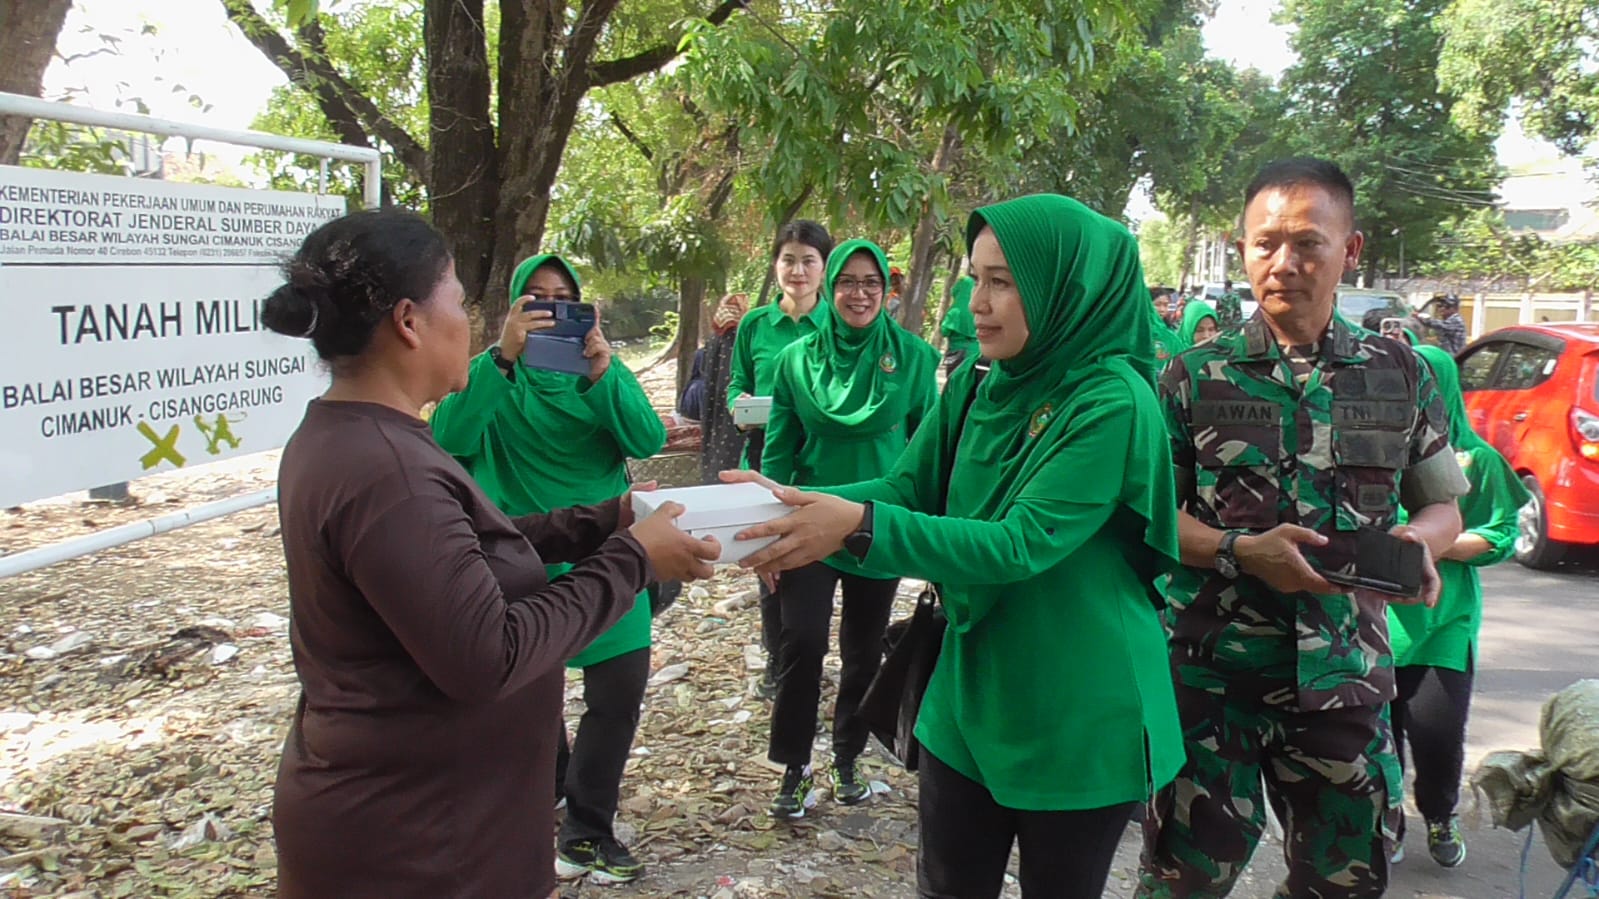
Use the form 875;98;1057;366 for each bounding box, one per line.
521;301;596;375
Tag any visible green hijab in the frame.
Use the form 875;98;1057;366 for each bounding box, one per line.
1177;300;1218;347
945;194;1180;628
941;275;976;340
1415;345;1492;454
784;239;927;437
507;253;587;397
1149;299;1183;364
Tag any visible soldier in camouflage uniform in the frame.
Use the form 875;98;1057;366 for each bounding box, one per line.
1215;278;1244;330
1138;158;1469;899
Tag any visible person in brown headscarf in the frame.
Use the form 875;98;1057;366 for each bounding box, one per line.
264;208;718;899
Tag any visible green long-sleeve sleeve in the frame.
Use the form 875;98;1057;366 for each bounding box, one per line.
1457;453;1523;568
580;364;666;461
430;352;516;461
726;313;759;415
760;362;802;487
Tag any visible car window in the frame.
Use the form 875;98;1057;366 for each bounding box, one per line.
1458;343;1506;391
1339;294;1404;319
1494;344;1560;391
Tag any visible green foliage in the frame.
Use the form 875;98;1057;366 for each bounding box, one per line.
679;0;1133;231
19;122;132;175
1438;0;1599;155
1136;214;1189;286
248;1;428;208
1422;209;1599;290
1278;0;1502;278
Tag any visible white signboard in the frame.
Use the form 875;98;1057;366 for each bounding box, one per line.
0;166;345;507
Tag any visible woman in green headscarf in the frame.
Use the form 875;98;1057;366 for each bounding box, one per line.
1150;288;1184;364
723;195;1184;897
1176;299;1220;347
758;239;939;819
1386;345;1529;868
940;274;979;375
430;253;664;885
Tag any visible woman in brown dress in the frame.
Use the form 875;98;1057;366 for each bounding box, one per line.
264;209;718;898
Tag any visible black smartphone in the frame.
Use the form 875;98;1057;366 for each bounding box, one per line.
1315;527;1424;597
520;301;596;375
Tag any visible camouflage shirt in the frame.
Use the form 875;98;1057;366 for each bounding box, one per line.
1158;313;1468;711
1214;292;1244;330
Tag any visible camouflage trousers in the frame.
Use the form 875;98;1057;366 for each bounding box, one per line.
1136;673;1401;898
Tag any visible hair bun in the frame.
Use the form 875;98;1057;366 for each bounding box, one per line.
263;261;332;339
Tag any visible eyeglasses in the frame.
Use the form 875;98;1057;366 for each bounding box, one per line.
835;278;885;296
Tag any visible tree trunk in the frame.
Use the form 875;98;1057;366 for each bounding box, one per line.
901;122;962;335
424;0;499;347
1177;198;1200;290
0;0;75;165
675;276;706;396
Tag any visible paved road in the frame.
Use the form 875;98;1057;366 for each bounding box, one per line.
1106;555;1599;898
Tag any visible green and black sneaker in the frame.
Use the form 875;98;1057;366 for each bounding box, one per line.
555;837;644;885
770;764;815;819
831;757;871;806
1426;816;1465;868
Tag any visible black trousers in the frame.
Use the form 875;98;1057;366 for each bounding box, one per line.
767;561;897;767
918;749;1136;898
554;647;650;844
1391;655;1475;824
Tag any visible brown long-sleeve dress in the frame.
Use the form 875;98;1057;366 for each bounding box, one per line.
271;399;651;898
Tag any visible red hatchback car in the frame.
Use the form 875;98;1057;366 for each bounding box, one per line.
1456;323;1599;568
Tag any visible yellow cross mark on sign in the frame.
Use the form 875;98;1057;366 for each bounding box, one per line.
136;421;186;470
194;414;241;456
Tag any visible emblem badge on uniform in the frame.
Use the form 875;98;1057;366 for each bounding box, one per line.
1028;403;1054;438
1456;450;1473;471
879;353;897;374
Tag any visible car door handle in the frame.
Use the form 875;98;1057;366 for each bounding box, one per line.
1513;412;1529;422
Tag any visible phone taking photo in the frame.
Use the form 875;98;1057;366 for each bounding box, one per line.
1380;317;1405;340
520;301;596;375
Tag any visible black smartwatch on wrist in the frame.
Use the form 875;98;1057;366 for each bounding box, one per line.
488;345;516;377
844;501;875;562
1215;530;1244;580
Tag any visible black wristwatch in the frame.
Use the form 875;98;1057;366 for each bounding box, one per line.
488;345;517;377
844;501;875;562
1215;530;1244;580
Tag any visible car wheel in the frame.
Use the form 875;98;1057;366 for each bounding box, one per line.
1515;475;1567;570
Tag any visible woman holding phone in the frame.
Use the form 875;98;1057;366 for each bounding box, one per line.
724;195;1185;897
431;254;664;886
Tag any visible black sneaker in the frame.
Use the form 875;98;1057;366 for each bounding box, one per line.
1426;816;1465;868
555;837;644;884
770;764;815;819
756;659;778;700
554;839;597;881
831;758;870;806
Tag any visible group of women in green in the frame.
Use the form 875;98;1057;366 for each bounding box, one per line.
386;186;1521;897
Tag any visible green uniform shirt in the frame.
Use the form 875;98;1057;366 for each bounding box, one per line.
725;301;830;414
1159;314;1468;710
1389;345;1529;671
431;351;666;668
1388;445;1523;670
940;276;979;356
823;195;1186;811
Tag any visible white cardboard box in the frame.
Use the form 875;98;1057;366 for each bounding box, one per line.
630;482;790;564
731;395;773;428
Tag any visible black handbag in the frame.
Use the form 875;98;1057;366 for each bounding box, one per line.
858;362;987;771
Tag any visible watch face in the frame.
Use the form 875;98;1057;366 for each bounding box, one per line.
1216;553;1238;579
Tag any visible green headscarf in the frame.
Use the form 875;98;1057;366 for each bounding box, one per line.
507;253;587;396
783;239;927;437
1414;345;1492;455
944;194;1180;628
941;275;976;341
1177;300;1218;347
1149;298;1183;364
